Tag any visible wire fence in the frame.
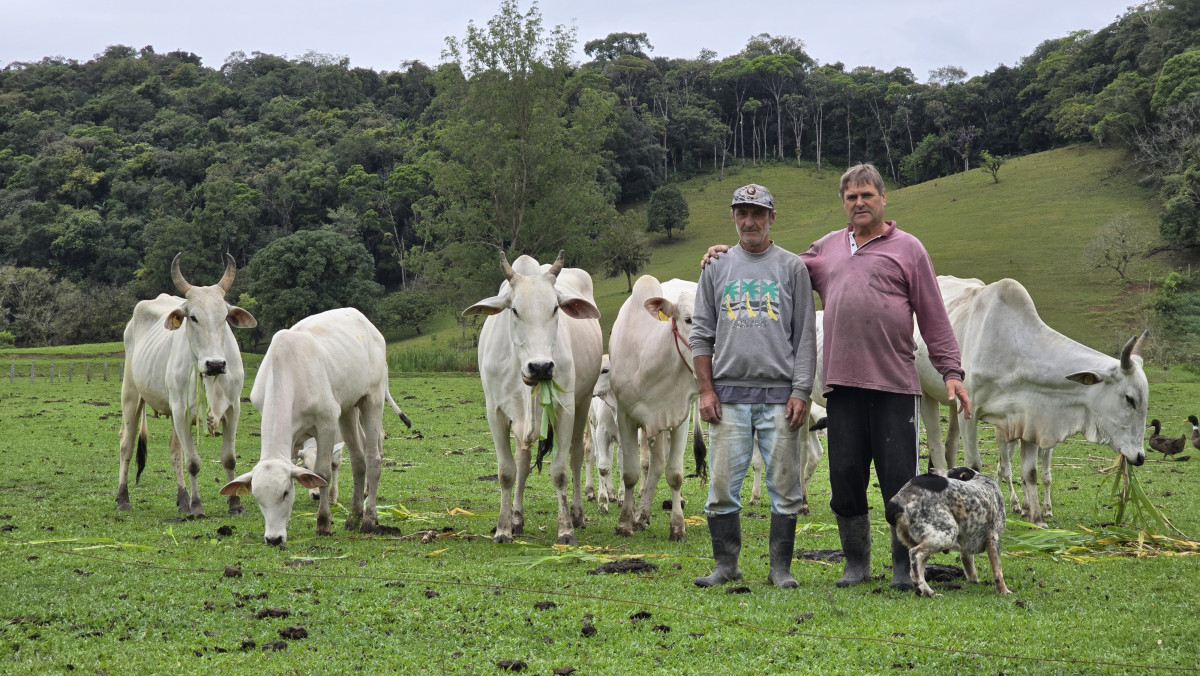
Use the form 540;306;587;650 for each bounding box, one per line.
7;358;123;384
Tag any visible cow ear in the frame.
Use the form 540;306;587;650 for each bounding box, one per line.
558;295;599;320
291;467;328;490
164;308;186;331
644;297;676;322
1065;371;1105;386
220;473;253;496
227;306;258;329
463;294;510;317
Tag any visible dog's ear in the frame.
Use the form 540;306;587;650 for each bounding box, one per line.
911;473;950;493
947;467;977;482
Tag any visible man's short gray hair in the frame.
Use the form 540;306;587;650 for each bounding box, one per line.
839;163;885;199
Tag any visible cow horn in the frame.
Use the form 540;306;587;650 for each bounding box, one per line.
216;253;236;293
546;250;565;279
1121;329;1150;372
170;253;192;295
500;251;516;281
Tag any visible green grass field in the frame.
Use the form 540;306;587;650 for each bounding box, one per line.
1;364;1198;674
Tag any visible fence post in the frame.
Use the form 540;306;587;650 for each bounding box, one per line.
117;361;123;382
68;362;73;383
29;361;35;383
49;362;55;384
86;361;91;383
104;361;108;381
8;359;13;384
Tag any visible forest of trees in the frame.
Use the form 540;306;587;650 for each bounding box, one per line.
1;0;1198;347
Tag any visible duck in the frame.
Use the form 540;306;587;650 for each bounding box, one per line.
1188;415;1200;452
1148;419;1186;460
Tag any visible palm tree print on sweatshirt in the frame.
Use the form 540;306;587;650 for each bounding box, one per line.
721;278;780;321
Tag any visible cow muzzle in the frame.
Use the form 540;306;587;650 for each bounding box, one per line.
203;359;227;376
264;534;285;547
523;360;554;385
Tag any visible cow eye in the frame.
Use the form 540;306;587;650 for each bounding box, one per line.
684;317;692;325
1125;395;1136;408
511;308;519;318
552;306;559;315
601;368;609;374
189;315;198;324
282;489;290;498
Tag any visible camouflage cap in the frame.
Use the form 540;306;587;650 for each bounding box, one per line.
731;184;775;210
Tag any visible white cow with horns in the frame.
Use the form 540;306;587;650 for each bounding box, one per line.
608;275;703;541
915;276;1149;527
221;308;411;545
464;251;602;545
117;253;257;516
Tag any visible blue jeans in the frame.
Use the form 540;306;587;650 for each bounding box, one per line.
705;402;804;516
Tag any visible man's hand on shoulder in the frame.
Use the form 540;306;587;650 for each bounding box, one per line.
700;244;731;270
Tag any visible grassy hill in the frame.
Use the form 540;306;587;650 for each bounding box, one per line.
582;144;1176;355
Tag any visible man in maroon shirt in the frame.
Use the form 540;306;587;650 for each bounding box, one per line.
704;164;971;590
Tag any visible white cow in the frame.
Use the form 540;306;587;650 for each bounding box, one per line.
463;252;602;545
117;253;257;516
609;276;700;541
748;402;828;514
220;308;410;545
584;355;620;512
914;277;1149;526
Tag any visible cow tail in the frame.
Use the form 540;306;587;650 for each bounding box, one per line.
535;426;554;473
134;409;148;484
385;387;412;428
692;400;708;481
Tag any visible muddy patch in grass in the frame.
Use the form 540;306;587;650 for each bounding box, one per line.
588;558;658;575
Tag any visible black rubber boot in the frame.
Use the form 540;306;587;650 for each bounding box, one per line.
890;526;915;591
835;514;872;588
767;513;799;589
694;513;743;587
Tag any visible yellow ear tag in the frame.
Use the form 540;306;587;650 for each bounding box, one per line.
171;315;183;329
658;310;670;322
235;485;250;497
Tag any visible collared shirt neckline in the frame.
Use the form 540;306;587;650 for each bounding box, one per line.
847;221;896;254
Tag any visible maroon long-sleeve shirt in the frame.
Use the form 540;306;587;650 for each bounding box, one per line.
801;221;963;396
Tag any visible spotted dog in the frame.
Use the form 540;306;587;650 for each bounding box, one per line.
886;467;1010;597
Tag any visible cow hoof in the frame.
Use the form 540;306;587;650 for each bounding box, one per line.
344;515;363;531
585;489;596;502
228;504;245;517
116;501;131;512
493;533;513;544
669;528;685;542
511;524;524;536
599;504;609;514
556;533;577;546
797;505;810;516
614;525;633;537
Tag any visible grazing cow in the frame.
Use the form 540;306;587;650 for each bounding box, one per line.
464;252;602;545
608;276;702;541
117;253;257;516
220;308;410;545
296;438;344;503
914;277;1148;526
748;402;828;514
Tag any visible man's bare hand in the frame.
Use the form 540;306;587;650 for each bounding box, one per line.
700;244;732;270
699;390;722;424
786;397;808;431
946;378;971;420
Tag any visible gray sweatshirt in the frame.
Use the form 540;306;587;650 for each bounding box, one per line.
691;243;816;402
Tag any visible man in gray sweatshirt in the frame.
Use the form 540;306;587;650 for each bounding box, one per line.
690;183;817;589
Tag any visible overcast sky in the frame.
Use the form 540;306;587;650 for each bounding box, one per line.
3;1;1134;82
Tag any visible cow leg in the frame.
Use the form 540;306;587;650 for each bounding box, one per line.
1040;445;1054;521
1019;440;1044;527
341;417;368;532
986;534;1010;594
488;411;518;543
569;406;588;530
167;429;189;515
961;414;981;472
597;435;614;514
583;424;596;502
614;413;641;537
219;406;244;516
635;432;666;531
997;437;1021;514
512;435;533;536
548;408;579;545
797;429;823;516
116;383;143;511
920;396;947;470
665;422;688;542
748;441;764;506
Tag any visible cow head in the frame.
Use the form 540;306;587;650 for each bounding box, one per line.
164;253;258;377
644;285;697;361
463;251;599;386
1065;331;1149;466
220;459;327;546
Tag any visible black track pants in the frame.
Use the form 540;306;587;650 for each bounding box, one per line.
825;386;920;518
